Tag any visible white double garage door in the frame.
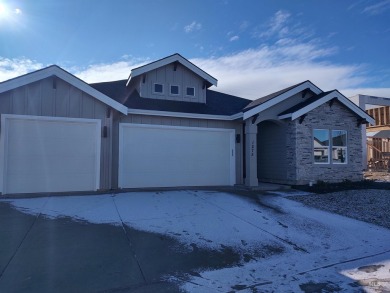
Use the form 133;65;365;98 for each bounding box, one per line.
0;115;235;194
119;123;236;188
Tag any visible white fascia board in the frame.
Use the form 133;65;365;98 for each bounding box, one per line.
55;68;128;115
243;81;322;120
0;66;128;115
280;91;375;125
129;54;218;87
290;94;335;121
127;108;243;121
0;66;57;93
278;113;292;120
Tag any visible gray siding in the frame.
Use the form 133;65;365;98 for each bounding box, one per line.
0;76;113;190
139;63;206;103
111;114;244;188
257;121;287;181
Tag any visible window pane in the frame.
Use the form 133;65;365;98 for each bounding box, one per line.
186;87;195;96
332;147;347;163
314;129;329;163
314;129;329;146
154;84;163;93
314;147;329;163
170;85;179;95
332;130;347;146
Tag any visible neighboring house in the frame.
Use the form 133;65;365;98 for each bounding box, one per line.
0;54;374;195
350;94;390;170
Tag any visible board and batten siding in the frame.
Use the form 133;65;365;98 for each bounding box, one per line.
111;113;244;188
0;76;113;190
138;63;206;103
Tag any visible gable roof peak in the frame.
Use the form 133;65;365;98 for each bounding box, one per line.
127;53;218;88
0;65;127;115
243;80;323;119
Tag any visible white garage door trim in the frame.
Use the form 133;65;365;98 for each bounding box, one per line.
118;123;236;188
0;114;101;194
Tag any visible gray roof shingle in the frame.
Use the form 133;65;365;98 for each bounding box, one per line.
90;80;251;116
244;80;311;111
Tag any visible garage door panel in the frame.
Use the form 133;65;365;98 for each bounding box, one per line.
1;115;101;194
7;120;96;141
119;124;235;188
7;155;96;174
8;136;96;157
6;173;97;194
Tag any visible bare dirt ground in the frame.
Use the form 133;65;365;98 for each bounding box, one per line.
364;171;390;182
289;188;390;230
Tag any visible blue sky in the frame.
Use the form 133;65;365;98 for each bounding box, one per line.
0;0;389;100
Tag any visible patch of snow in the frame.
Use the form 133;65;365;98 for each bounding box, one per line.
2;190;390;292
114;191;280;250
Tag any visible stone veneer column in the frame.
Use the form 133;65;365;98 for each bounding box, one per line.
245;122;258;186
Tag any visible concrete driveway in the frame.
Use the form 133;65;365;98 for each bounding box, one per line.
0;190;389;292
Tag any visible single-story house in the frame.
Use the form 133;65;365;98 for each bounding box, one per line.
0;53;374;195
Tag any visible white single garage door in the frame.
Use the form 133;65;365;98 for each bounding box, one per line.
119;124;235;188
0;115;101;194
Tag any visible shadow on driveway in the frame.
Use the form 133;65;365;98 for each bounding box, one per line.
0;201;250;292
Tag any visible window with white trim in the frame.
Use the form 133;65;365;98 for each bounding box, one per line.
170;85;179;95
186;87;195;96
153;83;163;94
313;129;347;164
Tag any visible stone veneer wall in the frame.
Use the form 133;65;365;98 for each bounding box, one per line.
287;101;363;184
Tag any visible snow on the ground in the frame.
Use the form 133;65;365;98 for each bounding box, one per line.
2;190;390;292
177;192;390;292
114;190;280;250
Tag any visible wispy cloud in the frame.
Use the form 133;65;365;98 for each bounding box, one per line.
0;57;148;84
229;35;239;42
184;21;202;33
72;57;149;83
257;10;291;38
0;57;43;82
239;20;249;31
191;43;367;100
362;0;390;15
1;41;389;100
253;10;313;43
340;87;390;98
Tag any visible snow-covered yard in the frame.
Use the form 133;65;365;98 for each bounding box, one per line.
2;190;390;292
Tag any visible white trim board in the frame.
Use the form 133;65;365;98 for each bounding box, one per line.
0;66;128;115
127;54;218;87
127;108;243;120
278;91;375;124
243;81;323;120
